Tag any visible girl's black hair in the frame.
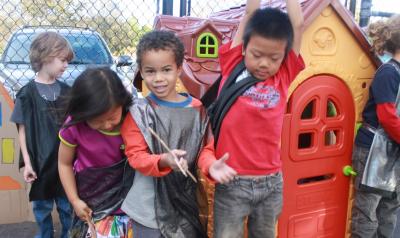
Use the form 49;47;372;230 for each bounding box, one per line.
136;30;185;68
243;7;294;57
63;67;133;126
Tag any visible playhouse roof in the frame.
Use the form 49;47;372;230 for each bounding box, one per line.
135;0;377;98
211;0;373;62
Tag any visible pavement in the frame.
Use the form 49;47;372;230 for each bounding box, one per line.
0;212;399;238
395;214;400;238
0;222;60;238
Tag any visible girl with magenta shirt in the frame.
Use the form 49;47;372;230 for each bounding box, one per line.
58;67;135;238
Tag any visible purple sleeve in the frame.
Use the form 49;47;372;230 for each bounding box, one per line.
59;117;78;147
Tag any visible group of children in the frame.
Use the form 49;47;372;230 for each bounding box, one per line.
10;0;400;237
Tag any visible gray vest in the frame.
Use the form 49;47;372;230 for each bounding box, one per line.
122;97;209;238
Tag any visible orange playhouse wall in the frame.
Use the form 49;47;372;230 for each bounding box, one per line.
0;83;32;224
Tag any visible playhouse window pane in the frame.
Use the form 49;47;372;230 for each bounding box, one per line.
208;36;214;44
200;37;207;44
325;130;339;146
200;47;206;54
301;100;315;119
208;47;215;55
327;100;338;117
298;132;313;149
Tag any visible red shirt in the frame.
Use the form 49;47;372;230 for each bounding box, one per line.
376;103;400;143
216;42;305;175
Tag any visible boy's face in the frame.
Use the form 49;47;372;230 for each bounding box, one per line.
244;34;287;80
41;50;69;79
140;49;182;102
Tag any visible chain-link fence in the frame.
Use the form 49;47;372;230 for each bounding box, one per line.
0;0;245;98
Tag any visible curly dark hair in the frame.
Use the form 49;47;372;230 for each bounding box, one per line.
136;30;185;68
368;14;400;55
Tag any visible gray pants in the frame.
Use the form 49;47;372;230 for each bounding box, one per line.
132;219;163;238
351;145;400;238
213;172;283;238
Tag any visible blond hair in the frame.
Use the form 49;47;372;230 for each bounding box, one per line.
29;32;74;72
368;14;400;55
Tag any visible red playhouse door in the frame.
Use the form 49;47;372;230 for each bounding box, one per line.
278;75;355;238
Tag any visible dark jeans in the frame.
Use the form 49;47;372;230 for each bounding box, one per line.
32;196;72;238
213;172;283;238
351;145;400;238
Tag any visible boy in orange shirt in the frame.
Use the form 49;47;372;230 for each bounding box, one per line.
121;30;236;238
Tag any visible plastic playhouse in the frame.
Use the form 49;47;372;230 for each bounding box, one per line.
0;0;381;237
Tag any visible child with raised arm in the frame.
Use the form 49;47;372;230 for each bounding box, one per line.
58;67;134;237
121;30;237;238
10;31;74;238
211;0;305;237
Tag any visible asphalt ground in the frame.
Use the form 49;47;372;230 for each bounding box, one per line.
0;212;399;238
0;222;60;238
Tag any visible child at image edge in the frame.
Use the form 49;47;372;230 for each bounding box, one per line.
351;14;400;238
212;0;305;237
121;30;237;238
10;32;74;238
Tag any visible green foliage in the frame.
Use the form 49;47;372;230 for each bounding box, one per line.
1;0;152;56
79;16;151;55
0;15;23;54
21;0;79;25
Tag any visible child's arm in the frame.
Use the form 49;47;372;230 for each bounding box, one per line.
231;0;260;49
17;125;37;183
58;143;92;221
286;0;304;56
198;129;237;183
121;114;187;176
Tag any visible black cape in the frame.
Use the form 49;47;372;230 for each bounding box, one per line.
17;80;69;201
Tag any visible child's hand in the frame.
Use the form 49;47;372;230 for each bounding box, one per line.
72;199;92;222
209;153;237;184
23;164;37;183
160;149;188;172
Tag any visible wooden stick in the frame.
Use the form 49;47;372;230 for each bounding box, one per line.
148;127;197;183
148;127;187;176
86;217;97;238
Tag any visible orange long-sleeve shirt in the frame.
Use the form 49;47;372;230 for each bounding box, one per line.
377;102;400;144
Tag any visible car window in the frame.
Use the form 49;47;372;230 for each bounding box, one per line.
66;33;112;65
2;31;113;65
2;33;34;63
